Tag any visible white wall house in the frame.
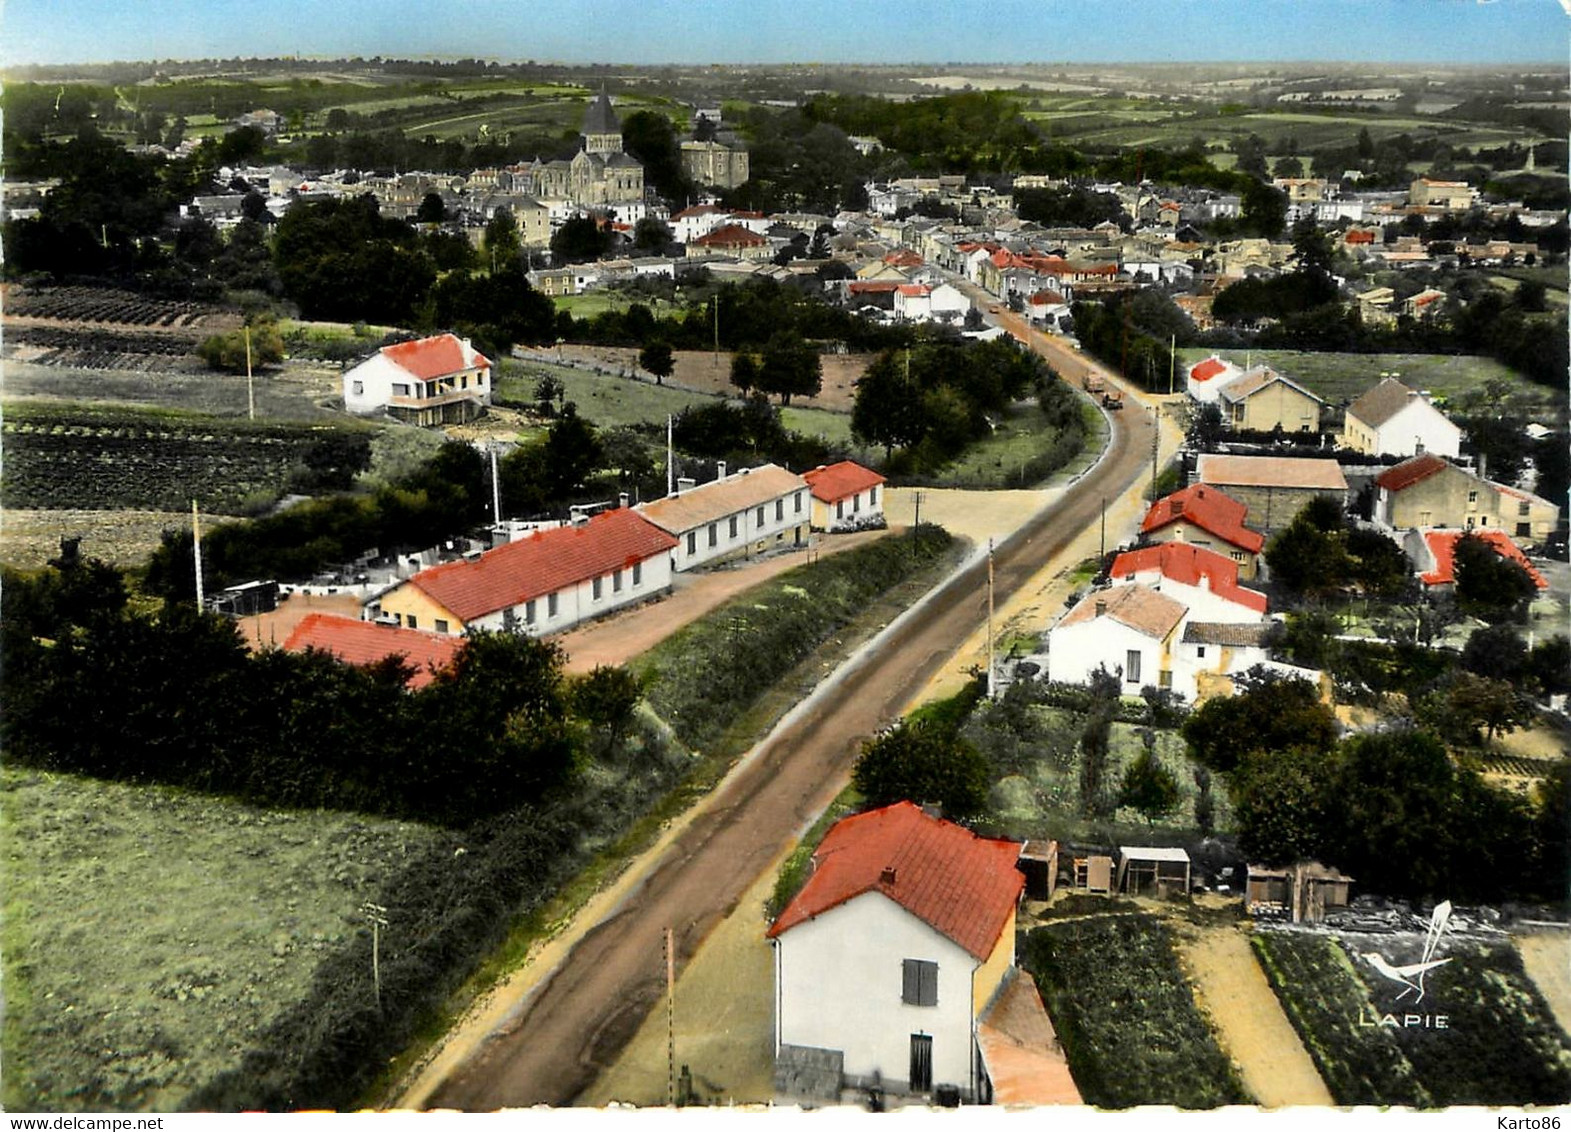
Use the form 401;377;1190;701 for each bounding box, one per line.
343;333;491;426
769;802;1023;1104
802;461;887;533
1046;584;1186;694
637;463;811;572
1171;621;1275;701
1185;355;1245;404
1341;377;1462;459
368;506;676;636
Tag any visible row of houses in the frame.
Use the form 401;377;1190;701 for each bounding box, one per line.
276;448;886;683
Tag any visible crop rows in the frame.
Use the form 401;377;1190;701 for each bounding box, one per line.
6;286;225;329
2;414;337;514
1252;929;1571;1106
8;325;202;371
1021;914;1250;1108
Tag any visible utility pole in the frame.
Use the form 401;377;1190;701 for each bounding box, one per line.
245;324;255;421
490;444;502;524
712;295;719;369
191;500;204;612
911;489;925;533
986;538;996;699
1150;421;1160;499
361;902;388;1011
1100;496;1107;559
665;926;676;1106
666;414;675;496
1168;333;1176;396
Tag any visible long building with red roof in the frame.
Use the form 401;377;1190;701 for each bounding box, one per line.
1109;543;1268;622
1140;484;1265;578
342;332;492;426
769;801;1024;1103
282;613;464;689
370;506;677;637
1405;528;1549;591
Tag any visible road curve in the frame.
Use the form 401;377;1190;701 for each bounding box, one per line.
427;338;1154;1111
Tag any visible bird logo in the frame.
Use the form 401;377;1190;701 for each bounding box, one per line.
1361;901;1452;1005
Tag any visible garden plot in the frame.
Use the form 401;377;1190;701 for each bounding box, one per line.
1021;913;1250;1108
1;767;445;1111
1252;929;1571;1106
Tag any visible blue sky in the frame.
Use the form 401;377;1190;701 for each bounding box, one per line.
2;0;1566;67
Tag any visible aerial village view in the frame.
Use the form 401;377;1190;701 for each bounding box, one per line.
1;0;1569;1118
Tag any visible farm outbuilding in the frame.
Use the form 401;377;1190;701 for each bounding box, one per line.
1246;861;1354;923
1017;840;1060;901
1070;855;1114;895
1116;847;1191;896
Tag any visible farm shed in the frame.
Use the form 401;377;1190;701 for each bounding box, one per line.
1246;861;1354;923
1116;847;1191;896
1017;840;1060;901
1071;855;1114;895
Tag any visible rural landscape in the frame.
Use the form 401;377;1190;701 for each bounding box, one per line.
2;2;1569;1115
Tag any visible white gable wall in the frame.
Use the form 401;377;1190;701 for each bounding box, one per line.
1371;399;1462;459
343;353;412;414
774;891;980;1096
1107;573;1263;624
1047;615;1165;690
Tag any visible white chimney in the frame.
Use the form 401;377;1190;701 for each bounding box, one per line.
677;476;696;494
716;460;727;480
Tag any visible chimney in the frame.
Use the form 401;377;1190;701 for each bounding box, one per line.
880;867;898;885
677;476;696;494
716;460;727;480
1095;599;1108;617
618;491;630;509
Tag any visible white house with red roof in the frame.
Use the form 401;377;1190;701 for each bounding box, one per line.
343;333;492;426
368;506;677;636
670;203;731;244
1185;355;1244;404
1108;543;1268;624
768;802;1026;1104
1140;484;1266;579
1342;377;1461;459
892;282;970;324
802;460;886;532
282;613;464;689
686;222;771;260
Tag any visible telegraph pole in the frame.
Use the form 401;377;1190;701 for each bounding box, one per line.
1150;421;1160;499
665;926;676;1106
1100;496;1107;559
245;325;255;421
986;538;996;699
191;500;204;612
361;902;388;1011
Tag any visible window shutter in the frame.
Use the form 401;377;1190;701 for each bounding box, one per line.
920;961;937;1006
902;959;919;1004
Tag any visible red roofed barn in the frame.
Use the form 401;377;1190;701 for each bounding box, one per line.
802;461;886;532
282;613;464;689
370;506;677;636
769;802;1028;1104
343;333;492;426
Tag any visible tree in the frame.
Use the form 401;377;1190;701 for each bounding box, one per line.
416;192;447;224
1453;532;1539;623
483;207;521;269
632;217;672;254
197;317;285;373
1193;767;1215;839
539;402;603;498
729;351;759;395
1118;739;1179;826
571;664;644;760
1419;671;1534;746
1329;730;1458;898
1528;635;1571;698
1181;672;1337;775
755;329;822;406
1264;513;1349;599
1461;623;1528;683
1078;667;1120;819
850;350;927;458
851;718;990;822
551;214;612;265
1240;179;1288;238
1231;745;1336;865
638;340;675;385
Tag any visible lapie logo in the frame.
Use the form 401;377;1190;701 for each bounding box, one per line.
1356;900;1453;1030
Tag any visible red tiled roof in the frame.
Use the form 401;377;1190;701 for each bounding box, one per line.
1141;485;1265;554
884;250;923;266
1420;529;1548;589
282;613;463;689
694;223;765;247
406;508;677;624
803;460;886;503
848;280;902;294
767;802;1023;959
673;204;726;219
1374;452;1450;493
1028;289;1067;305
380;334;491;382
1110;543;1268;614
1190;357;1229;382
1057;583;1188;639
1345;229;1376;244
896;283;930;297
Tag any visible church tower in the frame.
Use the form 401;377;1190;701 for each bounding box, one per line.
582;89;623;155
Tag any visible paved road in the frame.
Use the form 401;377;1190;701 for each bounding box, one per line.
427;324;1154;1111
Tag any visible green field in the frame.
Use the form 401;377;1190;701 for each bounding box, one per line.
1177;348;1564;421
919;397;1099;489
1;767;445;1111
1022;914;1250;1108
498;359;857;449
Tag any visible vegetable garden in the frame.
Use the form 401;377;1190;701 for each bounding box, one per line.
1021;913;1250;1108
2;404;369;514
6;286;233;330
1252;929;1571;1106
